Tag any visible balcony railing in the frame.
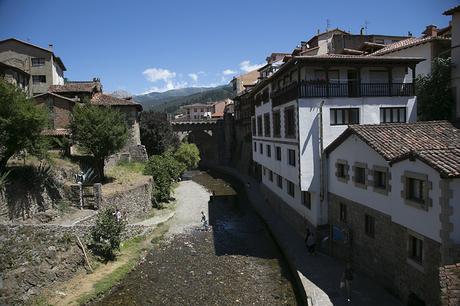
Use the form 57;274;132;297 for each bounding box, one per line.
271;81;414;107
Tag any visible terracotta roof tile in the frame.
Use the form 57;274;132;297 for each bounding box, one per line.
370;36;450;56
90;93;142;110
49;82;101;93
326;121;460;178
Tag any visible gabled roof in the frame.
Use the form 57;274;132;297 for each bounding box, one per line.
370;36;450;56
325;121;460;178
33;92;78;103
49;81;101;93
91;93;142;111
0;38;67;71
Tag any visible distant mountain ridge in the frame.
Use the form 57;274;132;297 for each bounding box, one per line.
133;85;234;113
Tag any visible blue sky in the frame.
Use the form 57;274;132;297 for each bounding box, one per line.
0;0;457;94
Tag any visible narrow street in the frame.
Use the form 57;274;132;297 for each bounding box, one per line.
90;171;299;305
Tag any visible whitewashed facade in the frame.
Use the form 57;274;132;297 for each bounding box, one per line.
252;56;423;227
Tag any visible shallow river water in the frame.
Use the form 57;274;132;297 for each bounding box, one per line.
91;171;300;305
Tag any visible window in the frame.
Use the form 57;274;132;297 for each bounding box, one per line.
337;163;346;178
269;170;273;182
407;178;425;203
257;116;263;136
32;75;46;84
266;144;271;157
288;149;296;166
365;214;375;238
259;143;263;154
31;58;45;67
287;180;295;197
201;108;204;112
354;166;366;185
264;113;271;137
275;146;282;161
408;235;423;264
273;111;281;137
331;108;360;125
284;107;296;138
330;108;359;125
302;191;311;209
252;118;256;136
380;107;406;123
254;142;257;152
374;170;387;189
339;203;347;222
277;174;283;189
263;167;266;176
194;108;197;112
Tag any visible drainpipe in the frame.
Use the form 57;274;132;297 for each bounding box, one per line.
319;100;325;223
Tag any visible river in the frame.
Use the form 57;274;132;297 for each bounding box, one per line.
90;170;300;305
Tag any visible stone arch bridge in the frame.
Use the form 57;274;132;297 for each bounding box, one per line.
170;119;224;163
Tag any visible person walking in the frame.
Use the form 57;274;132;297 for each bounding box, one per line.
306;231;316;255
201;211;209;231
342;261;354;302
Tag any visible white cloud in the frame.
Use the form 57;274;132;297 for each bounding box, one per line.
222;69;237;76
188;73;198;82
142;80;189;94
142;68;176;82
239;60;264;72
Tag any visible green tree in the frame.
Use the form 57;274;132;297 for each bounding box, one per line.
144;152;186;203
140;111;179;156
416;57;454;120
174;143;200;170
70;105;128;181
0;79;48;172
90;207;125;261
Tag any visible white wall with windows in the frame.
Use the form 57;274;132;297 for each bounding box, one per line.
327;134;444;243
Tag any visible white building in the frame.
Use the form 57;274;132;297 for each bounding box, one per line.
251;55;423;231
324;121;460;306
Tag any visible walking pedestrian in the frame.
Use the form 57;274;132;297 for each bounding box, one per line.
342;261;354;302
306;231;316;255
201;211;209;231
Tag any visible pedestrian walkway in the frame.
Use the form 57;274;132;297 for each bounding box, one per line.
207;164;402;306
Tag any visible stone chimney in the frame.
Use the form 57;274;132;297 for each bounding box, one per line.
422;25;438;37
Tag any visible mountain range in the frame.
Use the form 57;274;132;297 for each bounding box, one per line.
130;85;235;113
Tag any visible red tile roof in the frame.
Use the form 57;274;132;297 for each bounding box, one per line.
33;92;77;103
49;81;101;93
90;93;142;110
444;5;460;15
325;121;460;178
370;36;450;56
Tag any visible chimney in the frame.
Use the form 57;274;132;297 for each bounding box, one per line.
422;25;438;37
360;27;365;35
408;31;412;37
48;44;53;51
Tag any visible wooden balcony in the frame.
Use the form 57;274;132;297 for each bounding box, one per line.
271;81;415;107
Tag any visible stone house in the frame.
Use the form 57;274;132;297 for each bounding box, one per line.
33;92;77;137
325;121;460;306
0;62;30;92
0;38;66;96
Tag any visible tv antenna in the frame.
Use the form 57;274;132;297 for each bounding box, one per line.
326;19;331;31
364;20;370;34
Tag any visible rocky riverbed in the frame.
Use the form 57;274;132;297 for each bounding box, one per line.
91;171;299;305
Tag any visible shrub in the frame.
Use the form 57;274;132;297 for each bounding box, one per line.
174;143;200;170
90;207;125;261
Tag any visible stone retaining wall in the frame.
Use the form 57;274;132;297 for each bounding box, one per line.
0;222;153;305
101;177;153;222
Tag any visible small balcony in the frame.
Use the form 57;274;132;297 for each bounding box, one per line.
271;81;415;107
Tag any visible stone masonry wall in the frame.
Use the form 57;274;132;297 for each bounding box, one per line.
329;192;442;306
440;264;460;306
101;176;153;222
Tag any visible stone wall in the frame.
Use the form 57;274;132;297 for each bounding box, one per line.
0;224;91;305
440;264;460;306
329;192;442;306
101;176;153;222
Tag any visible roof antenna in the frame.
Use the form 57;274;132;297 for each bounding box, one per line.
326;19;330;31
364;20;370;35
